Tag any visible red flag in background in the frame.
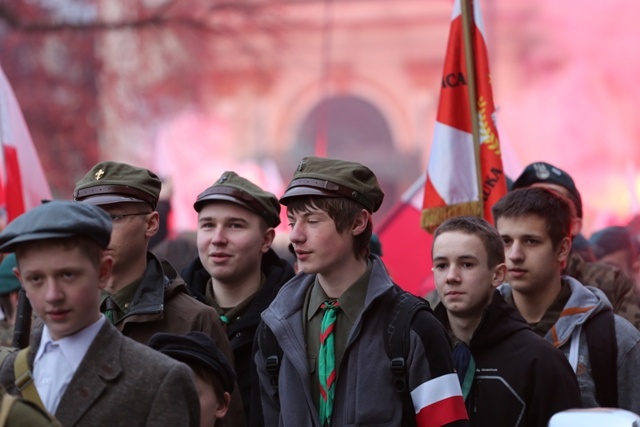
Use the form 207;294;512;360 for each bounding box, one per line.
376;176;435;297
0;65;51;225
422;0;507;232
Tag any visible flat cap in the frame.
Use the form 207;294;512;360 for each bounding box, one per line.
512;162;583;218
194;171;281;227
148;331;236;394
280;156;384;212
0;253;21;294
0;201;112;252
74;161;162;209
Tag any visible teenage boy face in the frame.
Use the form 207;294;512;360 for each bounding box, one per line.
496;214;569;295
15;243;111;340
287;206;358;276
197;201;274;285
433;231;505;318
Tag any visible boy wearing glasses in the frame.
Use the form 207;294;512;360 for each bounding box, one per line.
74;161;246;427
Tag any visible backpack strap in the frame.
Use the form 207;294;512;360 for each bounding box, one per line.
258;322;282;390
0;347;16;368
13;347;46;412
584;308;618;407
0;391;17;426
383;287;433;427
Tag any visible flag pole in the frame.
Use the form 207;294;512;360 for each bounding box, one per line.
460;0;484;217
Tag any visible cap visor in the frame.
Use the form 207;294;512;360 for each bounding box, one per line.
279;186;339;205
194;194;254;213
77;195;146;206
0;231;76;252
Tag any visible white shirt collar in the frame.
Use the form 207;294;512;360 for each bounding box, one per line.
36;315;106;371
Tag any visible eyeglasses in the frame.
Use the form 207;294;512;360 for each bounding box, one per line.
108;212;152;223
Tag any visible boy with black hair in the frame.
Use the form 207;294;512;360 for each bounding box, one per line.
254;156;468;427
432;216;581;426
150;331;237;427
493;187;640;412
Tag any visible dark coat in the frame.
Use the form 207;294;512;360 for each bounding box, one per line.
182;248;295;424
0;321;199;427
110;252;245;427
435;291;583;427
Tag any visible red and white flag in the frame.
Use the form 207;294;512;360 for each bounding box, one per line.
0;65;51;225
412;373;468;426
422;0;507;232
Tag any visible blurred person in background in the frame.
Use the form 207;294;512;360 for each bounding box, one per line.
150;332;236;427
590;226;640;295
0;253;21;347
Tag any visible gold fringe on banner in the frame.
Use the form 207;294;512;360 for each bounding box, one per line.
421;201;483;234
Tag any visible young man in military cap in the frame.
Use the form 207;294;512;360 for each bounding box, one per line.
254;156;468;427
181;171;295;424
512;161;640;329
73;161;245;427
0;200;200;426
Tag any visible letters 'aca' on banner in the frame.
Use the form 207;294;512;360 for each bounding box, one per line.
422;0;507;232
0;65;52;225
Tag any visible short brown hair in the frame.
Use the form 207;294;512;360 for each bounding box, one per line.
286;196;372;259
433;216;505;268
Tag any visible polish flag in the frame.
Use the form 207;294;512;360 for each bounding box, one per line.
422;0;507;232
376;176;435;297
0;65;51;225
412;373;468;426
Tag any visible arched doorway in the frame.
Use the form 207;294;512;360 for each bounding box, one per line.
287;94;420;218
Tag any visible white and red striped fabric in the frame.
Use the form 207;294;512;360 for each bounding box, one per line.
422;0;507;232
412;373;467;426
0;65;51;224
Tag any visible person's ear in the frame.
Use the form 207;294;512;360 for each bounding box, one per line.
351;209;370;236
98;255;113;290
491;263;507;288
145;211;160;238
214;392;231;419
261;227;276;254
557;236;572;262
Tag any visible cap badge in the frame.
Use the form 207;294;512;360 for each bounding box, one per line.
297;159;306;172
95;169;105;180
533;163;550;180
217;174;228;184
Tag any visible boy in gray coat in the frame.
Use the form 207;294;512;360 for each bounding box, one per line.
0;201;199;426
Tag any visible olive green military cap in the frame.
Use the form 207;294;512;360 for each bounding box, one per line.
280;156;384;212
0;201;112;252
194;171;281;227
73;161;162;209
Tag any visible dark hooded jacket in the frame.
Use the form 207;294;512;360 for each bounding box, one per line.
435;291;582;427
182;248;295;423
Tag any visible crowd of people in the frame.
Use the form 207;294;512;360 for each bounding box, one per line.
0;156;637;426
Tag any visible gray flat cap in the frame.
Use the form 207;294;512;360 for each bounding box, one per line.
0;200;112;252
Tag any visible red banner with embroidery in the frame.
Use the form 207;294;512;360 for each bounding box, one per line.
422;0;506;232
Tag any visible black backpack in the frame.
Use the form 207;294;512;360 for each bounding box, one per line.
257;286;436;427
584;308;618;407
